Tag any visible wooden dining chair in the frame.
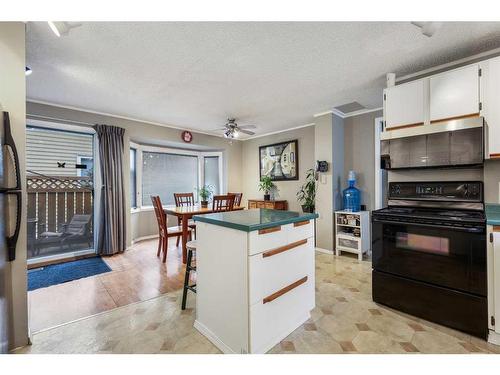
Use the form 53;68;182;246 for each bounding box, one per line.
212;194;236;212
151;195;192;263
228;192;243;207
174;192;195;207
173;192;197;245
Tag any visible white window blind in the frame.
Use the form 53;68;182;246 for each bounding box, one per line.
142;152;199;206
204;156;220;195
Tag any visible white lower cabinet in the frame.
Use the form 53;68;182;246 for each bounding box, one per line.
195;219;316;354
487;226;500;344
250;277;314;353
248;237;314;306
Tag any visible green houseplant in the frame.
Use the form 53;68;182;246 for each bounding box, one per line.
297;168;317;213
197;185;213;208
258;175;275;201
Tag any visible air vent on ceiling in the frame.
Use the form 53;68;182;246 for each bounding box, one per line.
333;101;366;116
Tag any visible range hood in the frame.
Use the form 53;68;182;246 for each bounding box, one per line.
381;117;484;170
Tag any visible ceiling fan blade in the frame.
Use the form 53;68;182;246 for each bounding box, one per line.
239;125;256;129
238;129;255;135
211;127;228;131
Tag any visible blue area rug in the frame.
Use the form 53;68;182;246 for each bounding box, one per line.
28;257;112;291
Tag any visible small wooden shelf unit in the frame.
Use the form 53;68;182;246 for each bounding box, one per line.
334;210;370;261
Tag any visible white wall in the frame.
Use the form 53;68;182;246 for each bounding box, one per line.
0;22;29;350
240;126;315;212
314;113;334;251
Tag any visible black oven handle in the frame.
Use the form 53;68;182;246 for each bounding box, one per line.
372;218;485;233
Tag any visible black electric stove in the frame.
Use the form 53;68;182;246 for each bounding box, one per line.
372;181;488;339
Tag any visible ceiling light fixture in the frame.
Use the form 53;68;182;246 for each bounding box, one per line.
47;21;82;37
411;22;443;37
48;21;61;37
25;66;32;76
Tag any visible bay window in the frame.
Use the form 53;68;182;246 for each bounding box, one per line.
130;142;223;209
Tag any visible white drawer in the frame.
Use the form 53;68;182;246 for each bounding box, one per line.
336;235;361;250
249;275;314;354
248;225;287;256
287;220;314;243
248;237;314;305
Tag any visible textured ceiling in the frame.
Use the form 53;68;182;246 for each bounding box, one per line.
26;22;500;138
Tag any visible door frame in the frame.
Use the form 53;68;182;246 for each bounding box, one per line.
374;116;385;210
24;119;99;265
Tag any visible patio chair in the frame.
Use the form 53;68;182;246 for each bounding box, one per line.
35;214;93;254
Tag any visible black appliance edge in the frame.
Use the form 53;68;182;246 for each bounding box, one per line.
372;270;488;339
2;112;22;262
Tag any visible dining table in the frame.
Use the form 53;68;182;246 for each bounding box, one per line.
164;204;245;263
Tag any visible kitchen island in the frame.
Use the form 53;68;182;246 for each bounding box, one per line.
193;208;318;354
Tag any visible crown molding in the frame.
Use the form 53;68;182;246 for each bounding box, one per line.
26;99;238;140
314;107;382;119
396;47;500;84
243;122;316;140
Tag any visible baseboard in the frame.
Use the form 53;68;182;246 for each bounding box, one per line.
194;320;237;354
315;247;334;255
488;330;500;346
131;234;159;245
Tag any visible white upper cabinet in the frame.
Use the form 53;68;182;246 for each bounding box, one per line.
384;80;425;130
429;64;480;122
481;57;500;159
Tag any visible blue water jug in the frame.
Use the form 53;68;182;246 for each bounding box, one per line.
343;171;361;212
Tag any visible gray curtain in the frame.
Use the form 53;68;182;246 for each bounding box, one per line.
94;124;126;255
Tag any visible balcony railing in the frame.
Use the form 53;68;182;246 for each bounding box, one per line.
27;174;94;241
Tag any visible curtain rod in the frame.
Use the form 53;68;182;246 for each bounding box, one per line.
27;113;95;127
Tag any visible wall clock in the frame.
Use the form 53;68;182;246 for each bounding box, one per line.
181;131;193;143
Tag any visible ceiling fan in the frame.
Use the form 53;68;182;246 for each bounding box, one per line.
213;118;256;139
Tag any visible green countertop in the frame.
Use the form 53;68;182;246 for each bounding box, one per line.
193;208;318;232
486;204;500;226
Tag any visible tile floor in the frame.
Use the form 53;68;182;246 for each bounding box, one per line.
28;239;185;332
18;251;500;354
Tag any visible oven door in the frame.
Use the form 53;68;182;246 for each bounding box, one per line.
372;217;486;296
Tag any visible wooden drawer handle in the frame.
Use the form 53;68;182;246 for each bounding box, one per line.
258;226;281;235
293;220;310;227
490;153;500;159
262;239;308;258
493;226;500;232
263;276;308;304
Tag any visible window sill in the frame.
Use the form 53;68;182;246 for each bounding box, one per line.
131;206;155;214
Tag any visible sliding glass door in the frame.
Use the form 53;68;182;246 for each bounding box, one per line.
26;125;95;262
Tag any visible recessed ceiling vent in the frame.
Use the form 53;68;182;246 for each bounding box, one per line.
333;101;366;116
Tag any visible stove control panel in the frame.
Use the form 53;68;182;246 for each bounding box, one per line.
389;181;483;202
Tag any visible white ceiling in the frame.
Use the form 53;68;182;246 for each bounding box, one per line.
27;22;500;138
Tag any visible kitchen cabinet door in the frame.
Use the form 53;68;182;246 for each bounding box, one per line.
482;57;500;159
384;80;425;130
430;64;480;123
491;228;500;335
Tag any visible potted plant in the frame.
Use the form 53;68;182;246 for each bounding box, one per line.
297;168;317;213
197;185;213;208
258;175;275;201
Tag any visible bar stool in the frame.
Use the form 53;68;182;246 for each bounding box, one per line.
181;240;197;310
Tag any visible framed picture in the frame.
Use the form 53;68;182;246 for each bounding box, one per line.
259;139;299;181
